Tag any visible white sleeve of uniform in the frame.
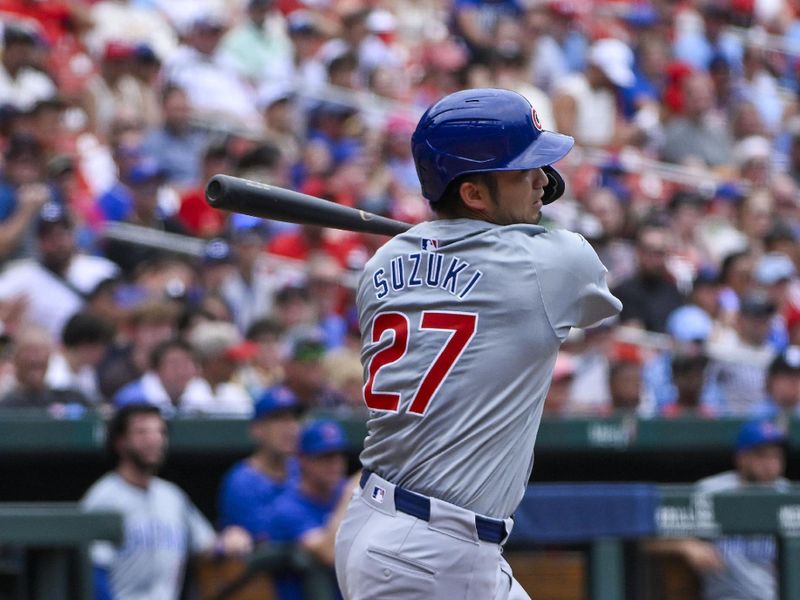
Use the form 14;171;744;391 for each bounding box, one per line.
0;263;26;300
532;229;622;339
81;483;118;568
183;493;216;554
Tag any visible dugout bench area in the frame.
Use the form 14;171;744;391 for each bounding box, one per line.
0;413;798;599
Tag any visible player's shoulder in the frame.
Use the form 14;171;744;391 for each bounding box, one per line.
82;472;127;507
695;470;740;493
151;476;188;499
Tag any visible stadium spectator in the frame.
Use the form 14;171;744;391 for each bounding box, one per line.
140;85;209;188
113;338;215;416
240;317;286;397
272;327;344;410
176;143;232;238
82;403;252;600
644;419;790;600
717;249;757;326
98;300;179;400
220;226;289;332
0;324;91;413
164;10;260;128
552;38;637;147
271;283;317;332
661;352;713;418
703;291;778;415
543;351;577;416
0;133;51;261
257;86;301;165
660;70;734;169
81;40;153;141
46;311;114;405
86;0;178;66
322;346;364;413
218;386;302;537
582;186;637;289
186;320;256;416
750;347;800;420
0;201;119;340
612;223;686;333
608;360;644;415
102;158;187;275
217;0;293;84
0;23;57;113
262;418;349;600
450;0;522;63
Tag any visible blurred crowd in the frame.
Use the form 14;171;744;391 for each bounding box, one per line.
0;0;798;425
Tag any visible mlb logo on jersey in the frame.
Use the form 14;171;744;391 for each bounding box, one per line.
371;486;386;503
421;238;438;251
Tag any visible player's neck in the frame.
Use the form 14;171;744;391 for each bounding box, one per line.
299;478;333;503
117;463;154;490
249;450;287;480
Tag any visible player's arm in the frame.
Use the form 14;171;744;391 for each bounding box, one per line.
297;472;361;566
640;538;724;573
533;229;622;338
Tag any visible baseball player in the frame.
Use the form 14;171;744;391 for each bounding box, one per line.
334;88;622;599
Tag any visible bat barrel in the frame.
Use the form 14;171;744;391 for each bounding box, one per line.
205;174;411;236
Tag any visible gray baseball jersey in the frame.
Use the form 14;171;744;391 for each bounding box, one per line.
82;472;216;600
357;219;621;519
695;471;789;600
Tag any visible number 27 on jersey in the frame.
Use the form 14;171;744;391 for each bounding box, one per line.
362;311;478;416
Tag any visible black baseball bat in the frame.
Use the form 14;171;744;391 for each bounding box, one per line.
205;174;412;236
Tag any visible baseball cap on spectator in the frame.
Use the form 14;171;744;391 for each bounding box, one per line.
735;419;788;452
37;201;71;235
299;419;347;455
312;99;357;120
275;283;311;305
256;84;294;111
714;182;746;204
287;10;320;35
588;38;635;88
134;43;160;64
103;40;136;61
740;290;777;317
668;190;706;211
128;158;166;185
46;154;75;179
190;8;227;31
202;238;233;265
693;266;719;288
366;9;396;34
733;135;771;167
188;321;259;362
666;305;713;343
252;386;301;421
3;23;43;47
754;252;796;285
285;326;326;362
765;221;797;246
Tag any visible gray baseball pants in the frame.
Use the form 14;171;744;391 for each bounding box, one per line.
335;472;531;599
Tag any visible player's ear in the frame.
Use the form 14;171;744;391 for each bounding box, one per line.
458;180;491;213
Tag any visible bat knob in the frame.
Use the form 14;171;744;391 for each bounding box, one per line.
205;175;225;206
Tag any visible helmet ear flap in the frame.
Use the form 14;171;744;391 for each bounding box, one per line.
541;165;565;205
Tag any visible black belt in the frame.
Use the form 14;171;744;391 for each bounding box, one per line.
359;470;507;544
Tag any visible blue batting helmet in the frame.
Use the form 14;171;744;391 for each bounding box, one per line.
411;88;575;203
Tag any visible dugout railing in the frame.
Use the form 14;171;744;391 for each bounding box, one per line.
1;487;799;600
